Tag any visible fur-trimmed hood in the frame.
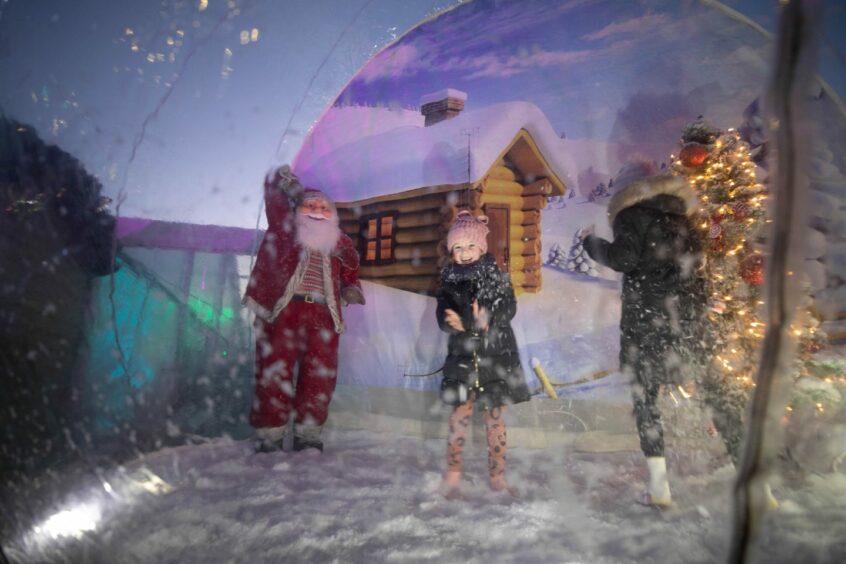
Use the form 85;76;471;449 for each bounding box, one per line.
607;175;698;225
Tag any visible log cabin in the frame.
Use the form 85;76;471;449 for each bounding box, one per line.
294;90;570;295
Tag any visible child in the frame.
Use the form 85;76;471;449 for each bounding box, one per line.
582;163;709;506
436;211;531;496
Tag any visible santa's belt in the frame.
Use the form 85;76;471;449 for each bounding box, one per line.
291;294;327;305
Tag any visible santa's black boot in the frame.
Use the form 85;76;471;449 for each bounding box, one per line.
293;425;323;452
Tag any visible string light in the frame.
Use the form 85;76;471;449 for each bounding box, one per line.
673;130;767;392
671;126;838;409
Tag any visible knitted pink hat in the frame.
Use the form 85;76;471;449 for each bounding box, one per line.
447;210;489;253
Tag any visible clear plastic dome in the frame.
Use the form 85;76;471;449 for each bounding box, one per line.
1;1;844;562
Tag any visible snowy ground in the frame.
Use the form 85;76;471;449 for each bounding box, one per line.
8;428;846;564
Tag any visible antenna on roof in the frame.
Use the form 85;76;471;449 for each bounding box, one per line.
460;127;479;184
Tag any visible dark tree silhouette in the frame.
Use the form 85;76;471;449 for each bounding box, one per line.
0;118;116;494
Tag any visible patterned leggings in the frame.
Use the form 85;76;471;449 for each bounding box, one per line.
446;394;507;480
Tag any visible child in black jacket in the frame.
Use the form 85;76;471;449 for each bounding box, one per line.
436;211;531;496
583;167;710;507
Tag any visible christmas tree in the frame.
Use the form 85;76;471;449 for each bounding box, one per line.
670;118;838;430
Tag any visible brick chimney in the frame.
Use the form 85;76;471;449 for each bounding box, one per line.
420;88;467;127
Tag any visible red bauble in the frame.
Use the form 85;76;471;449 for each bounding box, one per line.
679;142;709;168
801;337;823;355
708;223;722;239
710;235;726;253
740;253;765;286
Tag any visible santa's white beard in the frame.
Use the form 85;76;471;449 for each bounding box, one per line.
295;212;341;254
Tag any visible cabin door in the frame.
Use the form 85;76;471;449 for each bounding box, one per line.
484;204;510;273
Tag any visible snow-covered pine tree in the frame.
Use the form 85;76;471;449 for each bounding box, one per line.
568;230;597;276
546;242;566;269
546;230;597;276
587;182;610;202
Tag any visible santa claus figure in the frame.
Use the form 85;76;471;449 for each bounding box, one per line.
243;165;364;453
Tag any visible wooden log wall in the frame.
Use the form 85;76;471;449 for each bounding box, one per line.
479;162;546;294
337;193;452;295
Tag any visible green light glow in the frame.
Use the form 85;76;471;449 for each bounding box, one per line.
187;297;234;327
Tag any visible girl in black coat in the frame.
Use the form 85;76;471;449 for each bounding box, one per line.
584;169;712;507
436;211;530;496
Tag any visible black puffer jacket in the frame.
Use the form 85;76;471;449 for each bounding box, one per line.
584;176;709;384
436;254;531;408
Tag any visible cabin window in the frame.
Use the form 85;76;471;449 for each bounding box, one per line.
359;212;398;265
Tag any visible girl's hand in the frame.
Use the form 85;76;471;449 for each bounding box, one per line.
472;300;489;331
444;309;465;332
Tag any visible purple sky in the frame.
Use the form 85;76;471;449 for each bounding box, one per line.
336;0;845;150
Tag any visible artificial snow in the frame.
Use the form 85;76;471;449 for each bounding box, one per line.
7;190;845;561
8;429;846;563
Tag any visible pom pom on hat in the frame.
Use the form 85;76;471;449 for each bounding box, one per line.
447;210;490;253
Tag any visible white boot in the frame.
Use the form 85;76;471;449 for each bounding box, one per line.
646;456;673;507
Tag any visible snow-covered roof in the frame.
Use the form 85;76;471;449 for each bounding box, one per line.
293;101;573;203
294;105;424;174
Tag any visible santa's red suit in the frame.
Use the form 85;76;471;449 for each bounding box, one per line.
243;167;363;439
